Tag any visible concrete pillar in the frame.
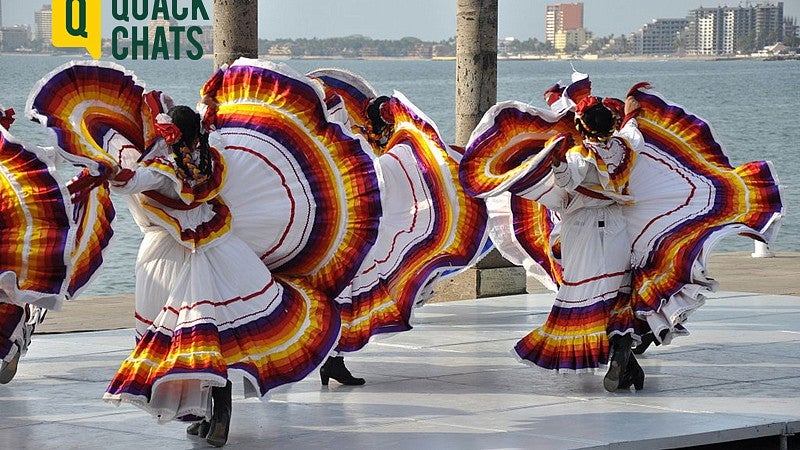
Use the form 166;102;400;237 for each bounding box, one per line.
455;0;498;147
433;0;526;302
213;0;259;70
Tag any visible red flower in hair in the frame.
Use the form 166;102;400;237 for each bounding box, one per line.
0;108;15;130
574;96;601;118
154;114;182;145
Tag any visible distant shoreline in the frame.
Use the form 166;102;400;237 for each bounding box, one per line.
3;52;797;63
269;54;799;62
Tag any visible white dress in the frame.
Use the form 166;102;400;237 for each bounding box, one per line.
25;59;380;423
103;140;329;423
459;76;783;371
511;120;643;372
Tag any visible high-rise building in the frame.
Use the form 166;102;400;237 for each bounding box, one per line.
684;2;785;55
545;3;584;45
722;7;753;54
632;18;689;55
0;25;31;52
785;16;799;43
754;1;784;47
34;4;52;45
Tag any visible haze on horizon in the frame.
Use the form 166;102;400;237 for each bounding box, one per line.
3;0;799;42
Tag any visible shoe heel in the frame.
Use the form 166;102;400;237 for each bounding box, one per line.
319;356;365;386
186;420;210;437
206;414;230;447
632;332;655;355
633;367;645;391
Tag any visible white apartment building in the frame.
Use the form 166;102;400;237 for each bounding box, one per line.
685;2;785;55
34;4;52;45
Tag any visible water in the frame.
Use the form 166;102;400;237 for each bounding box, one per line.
1;55;797;296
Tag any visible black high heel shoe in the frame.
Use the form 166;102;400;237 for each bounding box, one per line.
206;380;232;447
186;419;210;437
632;332;655;355
320;356;365;386
1;305;44;385
604;334;632;392
619;354;645;391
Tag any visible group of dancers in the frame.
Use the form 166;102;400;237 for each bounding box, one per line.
0;59;784;447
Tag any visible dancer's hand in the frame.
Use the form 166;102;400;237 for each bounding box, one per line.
110;168;135;188
550;133;573;166
624;96;641;117
198;95;219;131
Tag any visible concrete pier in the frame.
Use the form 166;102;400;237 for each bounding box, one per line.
34;252;800;333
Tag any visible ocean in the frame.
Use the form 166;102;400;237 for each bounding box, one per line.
1;55;797;296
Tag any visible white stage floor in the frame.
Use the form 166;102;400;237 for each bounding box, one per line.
2;291;799;449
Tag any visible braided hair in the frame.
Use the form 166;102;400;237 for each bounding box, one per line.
167;106;212;183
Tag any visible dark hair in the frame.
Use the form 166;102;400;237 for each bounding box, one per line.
366;96;391;136
168;106;202;146
167;106;212;180
576;103;615;140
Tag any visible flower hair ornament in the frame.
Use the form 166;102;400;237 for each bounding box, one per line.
575;96;604;117
154;113;183;145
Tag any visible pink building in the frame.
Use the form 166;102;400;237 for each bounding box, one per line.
545;3;584;44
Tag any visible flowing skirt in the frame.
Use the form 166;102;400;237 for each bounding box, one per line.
104;231;340;423
514;204;634;372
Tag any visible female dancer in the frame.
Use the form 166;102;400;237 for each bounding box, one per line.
0;106;69;385
306;68;491;385
546;94;645;391
28;60;378;447
104;105;243;446
459;72;783;391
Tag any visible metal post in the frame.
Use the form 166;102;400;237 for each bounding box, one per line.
779;433;789;450
752;240;775;258
212;0;259;70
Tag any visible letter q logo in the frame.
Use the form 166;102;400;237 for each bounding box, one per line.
52;0;102;59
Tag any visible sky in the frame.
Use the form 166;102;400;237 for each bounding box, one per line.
4;0;800;42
